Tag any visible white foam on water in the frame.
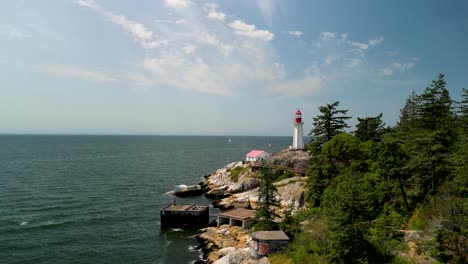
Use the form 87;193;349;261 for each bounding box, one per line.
170;228;183;232
188;245;200;252
19;221;28;226
164;190;175;195
176;184;187;190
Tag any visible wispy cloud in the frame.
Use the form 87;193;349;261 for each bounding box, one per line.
0;25;27;38
319;32;336;40
229;20;274;41
288;30;303;37
164;0;192;9
155;19;186;24
40;65;115;82
269;64;325;97
203;3;226;21
381;62;416;76
369;36;384;45
348;36;384;50
349;41;369;50
76;0;161;49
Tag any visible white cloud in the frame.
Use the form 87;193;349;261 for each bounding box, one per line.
182;44;196;54
320;32;336;40
381;62;416;76
40;65;115;82
288;30;303;37
348;36;384;50
204;3;226;21
0;25;27;38
382;67;393;76
349;41;369;50
164;0;192;9
155;19;186;24
369;36;384;46
346;58;362;68
392;62;416;70
207;11;226;21
76;0;159;49
78;0;283;96
229;20;274;41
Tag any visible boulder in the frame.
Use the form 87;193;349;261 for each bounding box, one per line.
173;185;204;197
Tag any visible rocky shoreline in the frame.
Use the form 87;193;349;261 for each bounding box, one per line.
175;150;310;263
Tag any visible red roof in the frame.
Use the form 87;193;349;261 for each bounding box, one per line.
246;150;267;157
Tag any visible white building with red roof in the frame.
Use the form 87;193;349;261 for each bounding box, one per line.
245;150;269;162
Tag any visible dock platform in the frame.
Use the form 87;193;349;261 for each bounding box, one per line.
160;204;209;228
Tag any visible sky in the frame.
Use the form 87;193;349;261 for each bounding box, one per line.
1;0;467;136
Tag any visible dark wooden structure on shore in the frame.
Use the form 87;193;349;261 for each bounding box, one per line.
160;203;209;228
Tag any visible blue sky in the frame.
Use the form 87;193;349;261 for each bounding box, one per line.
1;0;467;136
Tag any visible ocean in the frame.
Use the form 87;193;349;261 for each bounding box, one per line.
0;135;291;264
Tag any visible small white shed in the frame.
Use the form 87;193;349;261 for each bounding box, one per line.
246;150;269;162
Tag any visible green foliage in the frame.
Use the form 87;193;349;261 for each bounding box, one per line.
354;113;387;142
407;205;425;230
274;170;293;182
253;168;280;231
308;101;351;151
369;208;405;256
307;133;371;207
268;254;293;264
229;166;247;182
283;219;329;264
279;207;302;240
322;172;387;263
295;74;467;262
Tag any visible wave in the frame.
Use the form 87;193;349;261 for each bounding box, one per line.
170;228;183;232
164;190;175;195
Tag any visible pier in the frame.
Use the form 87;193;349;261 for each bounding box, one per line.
160;204;209;228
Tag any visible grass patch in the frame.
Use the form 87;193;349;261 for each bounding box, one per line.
269;254;293;264
229;166;248;182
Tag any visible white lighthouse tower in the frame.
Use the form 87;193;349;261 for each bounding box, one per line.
292;109;304;150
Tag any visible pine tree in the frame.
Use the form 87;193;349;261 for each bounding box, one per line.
354;113;386;142
398;91;419;131
322;172;380;263
459;88;468;126
309;101;351;151
253;168;280;231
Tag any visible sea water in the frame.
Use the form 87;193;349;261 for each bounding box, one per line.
0;135;291;264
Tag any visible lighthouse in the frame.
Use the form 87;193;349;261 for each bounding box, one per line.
292;109;304;150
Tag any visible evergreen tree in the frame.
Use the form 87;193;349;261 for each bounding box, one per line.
458;88;468;126
309;101;351;151
322;171;381;263
253;168;280;231
377;134;411;212
395;74;457;197
398;91;419;131
307;133;371;207
354;113;386;142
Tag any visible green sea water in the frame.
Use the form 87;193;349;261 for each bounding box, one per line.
0;135;291;264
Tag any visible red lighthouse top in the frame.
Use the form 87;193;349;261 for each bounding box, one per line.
294;109;302;123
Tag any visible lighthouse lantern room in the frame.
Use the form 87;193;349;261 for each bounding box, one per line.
292;109;304;150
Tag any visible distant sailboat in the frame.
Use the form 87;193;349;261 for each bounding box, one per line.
228;138;232;143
